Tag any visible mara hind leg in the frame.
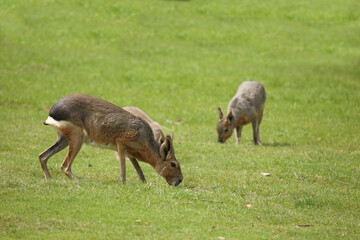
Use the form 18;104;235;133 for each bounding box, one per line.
38;132;69;179
60;129;84;180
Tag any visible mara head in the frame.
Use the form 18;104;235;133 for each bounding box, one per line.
159;134;183;186
216;107;235;143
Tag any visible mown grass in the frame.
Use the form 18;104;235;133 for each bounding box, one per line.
1;0;359;239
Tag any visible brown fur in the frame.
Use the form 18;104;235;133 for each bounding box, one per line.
38;94;183;186
122;106;165;144
217;81;266;145
115;106;167;183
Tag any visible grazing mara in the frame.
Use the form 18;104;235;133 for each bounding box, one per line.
217;81;266;145
118;106;167;183
38;94;183;186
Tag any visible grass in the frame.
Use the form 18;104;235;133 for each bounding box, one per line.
1;0;359;239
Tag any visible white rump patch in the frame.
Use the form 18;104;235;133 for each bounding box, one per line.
44;116;60;127
44;116;76;129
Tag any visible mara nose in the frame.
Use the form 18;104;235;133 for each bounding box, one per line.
218;138;224;143
173;178;183;187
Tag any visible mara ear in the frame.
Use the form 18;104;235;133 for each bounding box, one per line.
217;107;223;119
160;134;175;161
227;109;234;124
157;134;165;145
160;135;171;161
166;134;175;158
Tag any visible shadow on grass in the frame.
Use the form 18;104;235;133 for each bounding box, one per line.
263;142;291;147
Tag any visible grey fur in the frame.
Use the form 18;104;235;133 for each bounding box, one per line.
217;81;266;145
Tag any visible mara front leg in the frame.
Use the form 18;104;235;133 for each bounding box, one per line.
252;119;262;145
115;152;146;183
235;126;242;145
129;158;146;183
116;145;127;184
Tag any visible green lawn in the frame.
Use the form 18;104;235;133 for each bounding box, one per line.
1;0;359;239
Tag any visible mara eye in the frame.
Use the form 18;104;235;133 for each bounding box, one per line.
170;162;176;168
224;128;229;133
